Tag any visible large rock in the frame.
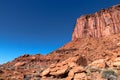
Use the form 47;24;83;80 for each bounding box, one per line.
72;4;120;41
74;73;87;80
50;65;68;76
41;55;86;78
66;66;85;80
112;57;120;67
14;62;26;67
41;68;50;76
88;59;106;69
70;66;85;73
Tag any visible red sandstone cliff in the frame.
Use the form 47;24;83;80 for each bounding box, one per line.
72;4;120;40
1;4;120;80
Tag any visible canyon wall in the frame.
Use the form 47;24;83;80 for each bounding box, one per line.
72;4;120;40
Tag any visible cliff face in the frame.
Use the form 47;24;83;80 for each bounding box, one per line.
1;4;120;80
72;4;120;40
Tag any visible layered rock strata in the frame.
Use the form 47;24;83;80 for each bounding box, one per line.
72;4;120;40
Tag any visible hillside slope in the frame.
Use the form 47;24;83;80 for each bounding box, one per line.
0;4;120;80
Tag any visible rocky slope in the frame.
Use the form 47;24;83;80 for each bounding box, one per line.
0;4;120;80
72;4;120;40
1;33;120;80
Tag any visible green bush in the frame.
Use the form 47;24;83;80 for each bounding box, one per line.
102;69;118;80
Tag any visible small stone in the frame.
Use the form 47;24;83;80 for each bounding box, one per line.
50;64;56;68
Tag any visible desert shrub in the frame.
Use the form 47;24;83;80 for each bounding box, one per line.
34;77;40;80
89;67;101;73
102;69;118;80
24;74;31;80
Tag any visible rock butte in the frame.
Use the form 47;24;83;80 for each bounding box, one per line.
0;4;120;80
72;4;120;40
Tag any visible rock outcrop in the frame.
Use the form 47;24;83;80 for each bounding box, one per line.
1;4;120;80
0;70;3;74
41;55;87;80
72;4;120;40
41;54;120;80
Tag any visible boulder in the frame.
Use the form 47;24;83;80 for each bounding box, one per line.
112;62;120;67
41;55;86;78
50;64;68;76
67;70;74;78
49;64;56;68
74;73;87;80
41;68;50;76
14;62;26;67
68;62;78;68
66;77;73;80
112;57;120;67
66;66;85;80
88;59;106;69
71;66;85;73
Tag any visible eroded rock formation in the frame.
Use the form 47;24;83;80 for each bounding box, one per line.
41;55;87;80
1;4;120;80
72;4;120;40
41;53;120;80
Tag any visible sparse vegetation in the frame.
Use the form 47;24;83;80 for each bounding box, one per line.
102;69;118;80
24;74;31;80
89;67;101;73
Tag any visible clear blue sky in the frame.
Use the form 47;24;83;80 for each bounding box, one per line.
0;0;120;64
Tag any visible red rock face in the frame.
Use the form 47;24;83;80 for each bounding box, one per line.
72;4;120;40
